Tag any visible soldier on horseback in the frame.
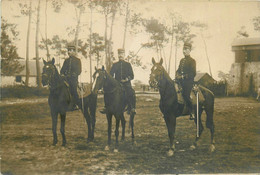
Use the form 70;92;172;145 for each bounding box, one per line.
60;43;82;110
100;48;136;115
176;42;196;120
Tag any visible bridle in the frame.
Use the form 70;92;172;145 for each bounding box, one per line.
42;63;57;88
149;64;164;88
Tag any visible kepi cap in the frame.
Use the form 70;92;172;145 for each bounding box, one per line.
118;48;125;54
67;42;76;50
183;42;192;49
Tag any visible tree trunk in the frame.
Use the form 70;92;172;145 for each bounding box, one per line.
25;1;32;86
107;7;116;71
122;0;129;49
35;0;42;87
168;19;174;75
174;37;178;74
89;7;93;84
201;31;212;76
45;0;50;61
75;7;83;54
104;12;109;71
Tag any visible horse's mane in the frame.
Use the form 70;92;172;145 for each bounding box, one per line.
159;65;174;85
104;70;121;86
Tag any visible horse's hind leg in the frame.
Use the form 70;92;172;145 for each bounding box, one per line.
60;113;67;146
206;106;215;152
129;113;135;145
51;111;58;146
190;108;204;150
121;113;126;141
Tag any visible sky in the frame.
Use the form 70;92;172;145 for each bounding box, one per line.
1;0;260;84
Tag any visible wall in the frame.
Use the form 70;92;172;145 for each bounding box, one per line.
1;76;38;87
228;62;260;95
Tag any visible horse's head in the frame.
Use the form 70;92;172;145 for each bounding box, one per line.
92;66;107;94
42;58;56;86
149;57;165;88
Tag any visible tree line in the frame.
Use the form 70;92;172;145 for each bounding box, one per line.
1;0;260;87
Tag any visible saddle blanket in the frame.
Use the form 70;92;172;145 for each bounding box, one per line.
77;83;92;98
174;83;205;105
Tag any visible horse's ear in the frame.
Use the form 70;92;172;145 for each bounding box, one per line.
95;66;97;71
51;58;55;65
159;58;163;65
43;59;47;65
102;65;105;71
152;57;155;65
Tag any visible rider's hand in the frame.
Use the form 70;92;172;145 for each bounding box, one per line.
120;77;128;83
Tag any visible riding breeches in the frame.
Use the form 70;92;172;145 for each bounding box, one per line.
179;78;194;112
124;84;136;109
66;76;79;104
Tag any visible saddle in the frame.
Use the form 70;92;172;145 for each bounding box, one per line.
174;82;205;105
77;83;92;98
64;82;92;111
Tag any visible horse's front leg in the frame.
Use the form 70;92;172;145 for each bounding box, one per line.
114;117;120;152
83;107;93;143
105;113;112;151
120;113;126;141
51;110;58;146
90;107;96;141
164;114;176;157
60;113;67;146
129;112;136;145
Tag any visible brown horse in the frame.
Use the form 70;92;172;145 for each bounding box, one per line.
92;66;136;152
149;58;215;156
42;58;97;146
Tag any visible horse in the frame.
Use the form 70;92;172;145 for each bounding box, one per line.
92;66;136;152
149;58;215;156
42;58;97;146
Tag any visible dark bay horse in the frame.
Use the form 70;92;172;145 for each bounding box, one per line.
149;58;215;156
92;66;136;152
42;58;97;146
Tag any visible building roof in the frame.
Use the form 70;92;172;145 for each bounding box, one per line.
194;72;216;83
15;60;44;77
232;37;260;46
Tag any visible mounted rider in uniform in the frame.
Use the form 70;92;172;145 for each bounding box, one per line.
176;42;196;120
60;43;82;110
100;48;136;115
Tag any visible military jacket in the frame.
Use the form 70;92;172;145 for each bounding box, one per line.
110;60;134;83
176;56;196;80
60;56;82;77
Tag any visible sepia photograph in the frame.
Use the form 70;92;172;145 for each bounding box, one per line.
1;0;260;174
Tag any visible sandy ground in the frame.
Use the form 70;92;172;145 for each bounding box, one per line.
0;95;259;174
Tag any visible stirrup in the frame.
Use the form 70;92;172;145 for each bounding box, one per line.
189;113;195;120
100;108;107;114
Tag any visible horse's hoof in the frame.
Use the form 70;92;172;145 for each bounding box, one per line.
114;149;119;153
132;140;137;146
105;145;110;151
167;149;174;157
87;138;93;143
209;144;215;153
190;144;196;151
53;141;57;146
